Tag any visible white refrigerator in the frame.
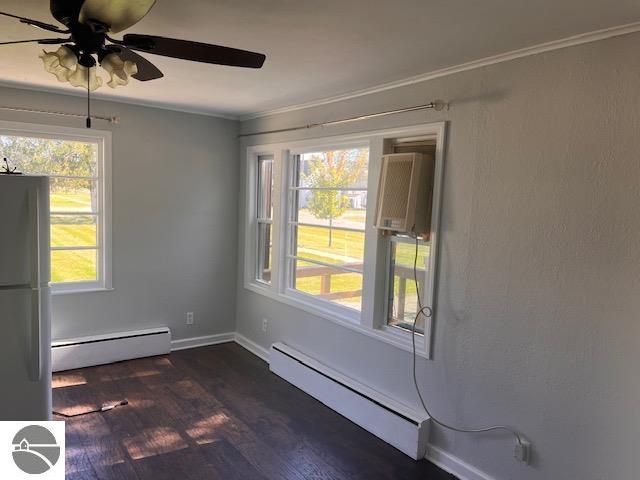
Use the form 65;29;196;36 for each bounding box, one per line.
0;175;52;420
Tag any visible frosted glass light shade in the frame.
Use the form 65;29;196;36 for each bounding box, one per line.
67;64;103;91
40;46;78;82
101;53;138;88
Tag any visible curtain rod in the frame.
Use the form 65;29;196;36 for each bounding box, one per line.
0;105;118;124
239;100;447;138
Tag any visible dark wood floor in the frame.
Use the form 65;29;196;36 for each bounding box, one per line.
53;343;454;480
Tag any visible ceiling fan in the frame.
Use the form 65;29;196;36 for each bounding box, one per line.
0;0;266;126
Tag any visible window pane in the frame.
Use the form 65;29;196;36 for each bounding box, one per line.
293;259;363;311
50;178;97;213
298;148;368;189
290;147;369;312
51;215;97;247
257;156;274;219
51;249;97;283
294;225;364;271
387;239;430;334
296;190;367;229
0;135;98;177
257;222;272;283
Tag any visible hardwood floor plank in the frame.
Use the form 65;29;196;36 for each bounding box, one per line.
54;344;454;480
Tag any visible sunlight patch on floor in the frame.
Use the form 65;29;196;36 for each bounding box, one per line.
52;372;87;389
99;369;162;382
123;427;189;460
185;413;229;445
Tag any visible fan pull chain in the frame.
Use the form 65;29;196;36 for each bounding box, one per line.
86;72;92;129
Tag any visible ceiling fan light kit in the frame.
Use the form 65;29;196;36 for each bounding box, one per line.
40;46;137;91
39;46;77;82
101;53;138;88
67;60;103;90
0;0;266;127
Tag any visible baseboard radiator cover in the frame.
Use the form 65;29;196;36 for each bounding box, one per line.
269;342;430;460
52;327;172;372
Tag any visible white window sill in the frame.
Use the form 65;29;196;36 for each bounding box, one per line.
52;287;114;296
244;281;430;358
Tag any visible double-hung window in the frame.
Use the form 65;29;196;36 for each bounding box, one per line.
245;122;445;357
0;123;111;293
386;235;429;334
287;147;369;314
256;155;274;283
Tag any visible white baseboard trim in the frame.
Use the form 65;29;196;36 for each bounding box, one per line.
170;332;235;351
425;443;495;480
162;333;497;479
52;327;171;372
269;342;429;459
234;333;270;361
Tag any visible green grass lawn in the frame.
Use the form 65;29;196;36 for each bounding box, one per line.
51;192;94;212
51;250;96;283
47;197;427;298
50;191;97;283
294;209;430;312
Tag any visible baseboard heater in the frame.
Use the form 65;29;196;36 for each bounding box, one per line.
52;327;171;372
269;342;430;459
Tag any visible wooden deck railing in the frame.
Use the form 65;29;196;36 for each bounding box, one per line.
293;262;424;304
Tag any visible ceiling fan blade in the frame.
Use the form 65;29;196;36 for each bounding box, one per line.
115;47;164;81
0;11;68;33
79;0;156;34
0;38;69;46
121;34;266;69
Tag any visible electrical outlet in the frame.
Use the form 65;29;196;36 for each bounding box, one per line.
262;318;268;333
186;312;194;325
514;439;531;464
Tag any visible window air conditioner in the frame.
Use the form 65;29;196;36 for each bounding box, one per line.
374;152;435;236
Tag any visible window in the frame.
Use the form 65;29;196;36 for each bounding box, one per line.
386;236;429;334
0;123;111;293
288;147;369;312
244;123;445;358
256;155;274;283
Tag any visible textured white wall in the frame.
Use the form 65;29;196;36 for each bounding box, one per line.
237;33;640;479
0;86;240;342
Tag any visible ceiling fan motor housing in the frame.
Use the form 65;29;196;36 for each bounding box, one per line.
50;0;85;27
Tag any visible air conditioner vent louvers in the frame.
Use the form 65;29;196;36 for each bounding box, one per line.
375;152;434;236
379;159;413;223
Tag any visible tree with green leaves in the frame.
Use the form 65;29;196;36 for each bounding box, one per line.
0;135;97;208
303;149;367;247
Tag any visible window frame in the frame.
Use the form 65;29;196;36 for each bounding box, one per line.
255;154;274;284
243;122;446;358
383;234;430;337
285;143;370;320
0;120;113;295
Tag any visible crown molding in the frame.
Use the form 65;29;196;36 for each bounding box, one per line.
0;80;240;121
240;21;640;121
2;21;638;123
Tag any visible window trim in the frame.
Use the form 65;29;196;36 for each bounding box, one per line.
285;143;369;320
255;154;274;284
0;120;113;294
383;235;429;337
243;122;446;358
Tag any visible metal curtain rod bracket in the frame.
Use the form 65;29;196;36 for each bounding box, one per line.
239;99;448;138
0;105;119;124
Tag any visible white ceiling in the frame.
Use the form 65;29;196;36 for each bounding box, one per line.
0;0;639;118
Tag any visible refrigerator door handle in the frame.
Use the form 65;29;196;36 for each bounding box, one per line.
29;289;42;382
28;187;42;382
29;187;41;288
